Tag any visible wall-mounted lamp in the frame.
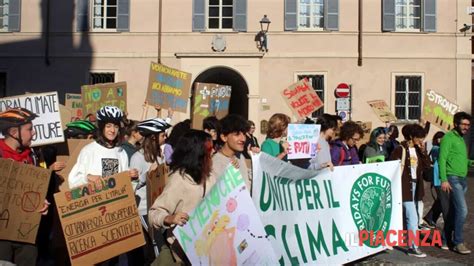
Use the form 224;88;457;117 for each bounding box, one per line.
255;15;271;52
459;23;472;35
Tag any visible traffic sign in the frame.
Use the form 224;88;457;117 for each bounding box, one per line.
336;98;350;111
338;110;350;122
335;83;350;98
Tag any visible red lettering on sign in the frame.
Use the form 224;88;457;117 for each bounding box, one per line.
294;142;310;154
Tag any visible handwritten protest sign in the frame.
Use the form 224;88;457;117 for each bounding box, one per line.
81;82;127;117
192;82;232;129
0;92;65;146
54;172;145;265
145;164;168;210
423;90;461;131
252;153;403;265
281;79;323;119
65;93;83;121
287;124;321;160
367;100;397;122
0;159;52;243
146;62;192;113
174;166;277;265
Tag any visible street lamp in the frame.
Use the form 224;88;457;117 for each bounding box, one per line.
257;15;271;52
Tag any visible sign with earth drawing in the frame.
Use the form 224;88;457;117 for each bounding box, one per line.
251;153;403;265
192;82;232;129
81;82;127;117
422;90;461;131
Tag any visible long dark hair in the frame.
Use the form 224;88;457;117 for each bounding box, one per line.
142;133;163;163
432;131;445;146
96;121;123;148
166;119;191;148
367;127;385;149
170;130;213;184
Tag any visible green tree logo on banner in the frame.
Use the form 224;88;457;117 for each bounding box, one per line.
350;173;392;248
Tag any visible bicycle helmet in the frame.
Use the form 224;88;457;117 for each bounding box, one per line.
64;120;97;138
96;106;123;124
0;108;38;131
137;118;171;137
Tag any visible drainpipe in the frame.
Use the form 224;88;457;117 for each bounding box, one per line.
158;0;162;63
358;0;362;66
45;0;51;66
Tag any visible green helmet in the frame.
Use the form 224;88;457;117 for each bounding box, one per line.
65;120;97;138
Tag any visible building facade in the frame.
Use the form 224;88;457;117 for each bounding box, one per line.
0;0;471;139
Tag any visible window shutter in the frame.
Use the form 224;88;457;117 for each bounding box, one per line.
284;0;297;31
76;0;89;32
117;0;130;32
233;0;247;32
382;0;395;32
192;0;205;32
423;0;436;32
325;0;339;31
8;0;21;32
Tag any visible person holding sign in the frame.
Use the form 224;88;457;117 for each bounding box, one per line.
261;113;291;161
68;106;137;188
149;130;216;264
330;121;364;166
0;108;50;265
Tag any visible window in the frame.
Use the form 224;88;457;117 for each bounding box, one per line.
395;0;421;31
89;72;115;84
207;0;233;30
92;0;117;30
0;72;6;97
297;74;325;117
395;76;422;120
0;0;8;31
298;0;324;30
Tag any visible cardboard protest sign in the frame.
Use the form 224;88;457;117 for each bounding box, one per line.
146;62;192;113
192;82;232;129
367;100;397;122
59;105;73;129
281;79;323;119
252;153;403;265
146;164;168;210
81;82;127;117
57;139;94;192
174;166;277;265
423;90;461;131
0;159;52;243
54;172;145;265
287;123;321;160
0;92;65;146
355;121;372;148
65;93;83;121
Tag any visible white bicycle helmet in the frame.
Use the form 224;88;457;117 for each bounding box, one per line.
96;106;123;124
137;118;171;136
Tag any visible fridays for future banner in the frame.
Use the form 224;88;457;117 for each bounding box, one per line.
251;153;402;265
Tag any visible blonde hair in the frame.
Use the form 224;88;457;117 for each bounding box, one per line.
266;113;290;138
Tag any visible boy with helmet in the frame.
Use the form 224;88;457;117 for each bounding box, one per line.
64;120;97;139
0;108;49;265
128;117;171;264
68;106;137;188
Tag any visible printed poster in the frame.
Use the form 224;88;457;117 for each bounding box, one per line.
252;153;403;265
54;172;145;265
65;93;83;121
367;100;397;122
281;79;323;119
287;123;321;160
0;92;65;146
81;82;127;117
423;90;461;131
192;82;232;129
0;159;52;244
174;166;277;265
146;62;192;113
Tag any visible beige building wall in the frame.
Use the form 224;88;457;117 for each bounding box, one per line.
0;0;471;140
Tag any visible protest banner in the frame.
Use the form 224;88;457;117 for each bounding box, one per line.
146;62;192;113
65;93;83;121
192;82;232;129
81;82;127;117
281;79;323;119
0;92;65;146
0;159;52;244
367;100;397;122
145;163;168;210
174;166;278;265
54;172;145;265
287;124;321;160
355;121;372;148
57;139;94;192
251;153;403;265
423;90;461;131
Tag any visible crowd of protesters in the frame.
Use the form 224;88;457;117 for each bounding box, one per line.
0;103;472;265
